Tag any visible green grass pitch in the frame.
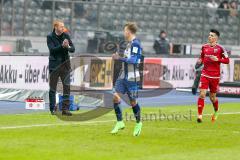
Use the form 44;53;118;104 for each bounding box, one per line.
0;103;239;160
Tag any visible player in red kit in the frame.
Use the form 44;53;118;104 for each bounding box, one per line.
197;29;229;123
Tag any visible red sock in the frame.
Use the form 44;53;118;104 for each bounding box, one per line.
198;98;205;115
213;99;219;112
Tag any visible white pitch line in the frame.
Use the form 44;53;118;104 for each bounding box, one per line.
154;127;240;134
0;112;240;131
0;120;115;130
204;112;240;116
1;119;239;135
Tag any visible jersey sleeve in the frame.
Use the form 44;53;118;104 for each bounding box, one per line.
219;46;230;64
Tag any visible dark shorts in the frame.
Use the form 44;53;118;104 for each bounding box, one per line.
113;79;138;101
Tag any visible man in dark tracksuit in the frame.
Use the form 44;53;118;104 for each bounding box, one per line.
153;30;173;55
192;61;203;95
47;20;75;116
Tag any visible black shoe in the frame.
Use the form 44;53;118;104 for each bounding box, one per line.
50;105;58;115
197;118;202;123
62;110;72;116
50;110;56;115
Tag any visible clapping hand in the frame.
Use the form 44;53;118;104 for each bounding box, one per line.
62;39;69;48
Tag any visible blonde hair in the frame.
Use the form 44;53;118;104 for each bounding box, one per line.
124;22;138;34
53;20;64;29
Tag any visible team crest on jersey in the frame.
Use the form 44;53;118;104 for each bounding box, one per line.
132;47;138;54
214;48;218;53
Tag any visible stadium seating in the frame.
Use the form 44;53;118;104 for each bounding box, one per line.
0;0;239;47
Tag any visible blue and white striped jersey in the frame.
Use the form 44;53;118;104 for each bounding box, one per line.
119;38;142;82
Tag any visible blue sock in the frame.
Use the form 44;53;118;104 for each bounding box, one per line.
132;103;141;123
114;102;122;121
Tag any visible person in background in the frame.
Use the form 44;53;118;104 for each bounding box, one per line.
192;61;204;95
153;30;173;55
206;0;219;18
229;1;238;17
217;0;230;22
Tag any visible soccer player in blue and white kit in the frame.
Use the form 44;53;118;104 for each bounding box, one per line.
111;22;143;136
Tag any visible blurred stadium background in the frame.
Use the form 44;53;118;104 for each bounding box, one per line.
0;0;240;54
0;0;239;111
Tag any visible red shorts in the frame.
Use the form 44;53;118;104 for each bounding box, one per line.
199;76;220;93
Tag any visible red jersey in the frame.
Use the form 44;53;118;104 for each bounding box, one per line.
200;43;229;79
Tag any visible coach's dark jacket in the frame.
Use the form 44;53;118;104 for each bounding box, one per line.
47;30;75;70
